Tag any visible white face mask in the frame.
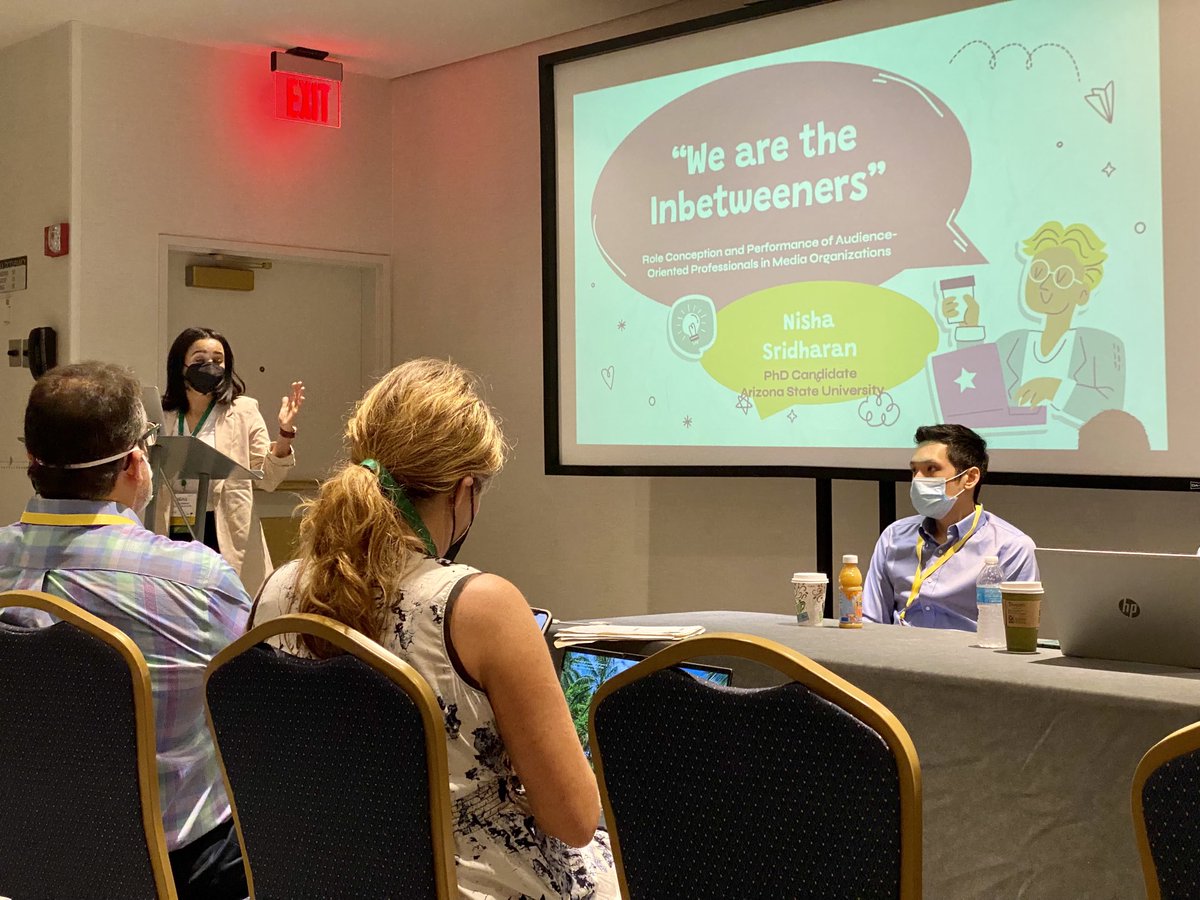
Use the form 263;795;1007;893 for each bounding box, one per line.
910;470;969;520
133;452;155;515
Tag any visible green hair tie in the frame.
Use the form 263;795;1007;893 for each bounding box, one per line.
360;459;437;557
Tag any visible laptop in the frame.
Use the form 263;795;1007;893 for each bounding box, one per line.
931;343;1046;429
558;647;733;759
1038;548;1200;668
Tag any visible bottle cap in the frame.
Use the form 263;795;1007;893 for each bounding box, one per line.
984;556;999;565
842;554;858;565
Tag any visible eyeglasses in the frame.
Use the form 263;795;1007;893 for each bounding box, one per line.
1028;258;1084;290
138;422;160;450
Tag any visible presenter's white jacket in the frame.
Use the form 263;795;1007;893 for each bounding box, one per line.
153;396;294;592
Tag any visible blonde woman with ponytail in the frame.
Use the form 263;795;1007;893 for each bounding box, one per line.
251;359;620;900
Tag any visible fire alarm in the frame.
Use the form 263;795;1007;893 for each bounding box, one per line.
44;223;69;258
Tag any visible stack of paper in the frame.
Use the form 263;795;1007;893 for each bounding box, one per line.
553;622;705;648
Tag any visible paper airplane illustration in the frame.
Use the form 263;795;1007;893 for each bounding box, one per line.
1085;80;1115;123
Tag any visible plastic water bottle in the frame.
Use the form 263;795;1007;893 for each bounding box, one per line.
975;555;1005;648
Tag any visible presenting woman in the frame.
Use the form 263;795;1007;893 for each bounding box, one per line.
252;358;619;899
157;327;304;592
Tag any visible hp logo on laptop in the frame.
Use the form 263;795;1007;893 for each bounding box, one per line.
1118;598;1141;618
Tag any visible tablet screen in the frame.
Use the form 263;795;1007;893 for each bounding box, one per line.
559;647;732;758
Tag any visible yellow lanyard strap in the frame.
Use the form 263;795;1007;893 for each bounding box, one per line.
900;504;983;620
20;511;134;527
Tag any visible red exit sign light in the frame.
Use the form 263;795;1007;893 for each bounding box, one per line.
274;73;341;128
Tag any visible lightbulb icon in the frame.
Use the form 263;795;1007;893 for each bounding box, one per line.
667;294;717;361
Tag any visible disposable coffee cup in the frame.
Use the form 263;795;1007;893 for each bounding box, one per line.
1000;581;1042;653
792;573;828;626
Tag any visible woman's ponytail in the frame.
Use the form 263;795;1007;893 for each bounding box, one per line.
294;463;425;657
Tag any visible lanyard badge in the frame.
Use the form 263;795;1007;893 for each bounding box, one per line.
899;504;983;622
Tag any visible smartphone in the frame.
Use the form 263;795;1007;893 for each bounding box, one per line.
531;607;552;634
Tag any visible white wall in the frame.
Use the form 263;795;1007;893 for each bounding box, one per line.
0;25;75;524
73;24;393;389
391;3;1200;622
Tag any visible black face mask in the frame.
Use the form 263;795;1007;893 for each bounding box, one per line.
184;362;224;395
444;494;476;563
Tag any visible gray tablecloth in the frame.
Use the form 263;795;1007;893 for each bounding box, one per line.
559;611;1200;899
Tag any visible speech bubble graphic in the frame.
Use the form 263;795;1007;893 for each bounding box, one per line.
591;62;985;310
700;281;937;418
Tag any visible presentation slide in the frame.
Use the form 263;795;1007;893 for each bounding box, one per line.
548;0;1197;480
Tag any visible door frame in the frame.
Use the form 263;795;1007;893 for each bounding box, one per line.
156;234;392;391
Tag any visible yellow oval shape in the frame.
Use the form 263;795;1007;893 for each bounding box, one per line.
701;281;938;418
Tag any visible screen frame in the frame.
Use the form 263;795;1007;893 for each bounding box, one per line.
532;607;553;634
540;0;1195;492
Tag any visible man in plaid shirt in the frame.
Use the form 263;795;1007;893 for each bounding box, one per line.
0;361;251;900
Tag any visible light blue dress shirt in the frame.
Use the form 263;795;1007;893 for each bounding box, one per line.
0;496;251;849
862;507;1039;631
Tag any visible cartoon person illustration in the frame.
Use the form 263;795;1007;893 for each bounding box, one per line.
994;221;1125;423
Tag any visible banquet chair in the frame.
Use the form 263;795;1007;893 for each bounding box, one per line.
590;632;921;900
204;613;457;900
0;590;176;899
1133;721;1200;900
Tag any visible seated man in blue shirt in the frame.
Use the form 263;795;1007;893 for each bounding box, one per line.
863;423;1038;630
0;361;250;899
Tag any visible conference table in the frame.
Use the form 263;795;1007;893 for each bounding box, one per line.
556;611;1200;899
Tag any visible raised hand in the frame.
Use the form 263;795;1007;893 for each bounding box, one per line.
278;381;306;433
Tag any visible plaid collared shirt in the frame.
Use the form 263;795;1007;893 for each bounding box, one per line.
0;497;251;850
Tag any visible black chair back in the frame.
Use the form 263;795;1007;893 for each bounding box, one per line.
205;614;456;900
591;633;921;900
1134;723;1200;900
0;590;175;899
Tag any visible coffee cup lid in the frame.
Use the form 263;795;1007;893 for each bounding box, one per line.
792;572;828;583
1001;581;1043;594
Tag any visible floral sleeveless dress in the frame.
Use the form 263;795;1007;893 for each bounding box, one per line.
254;557;620;900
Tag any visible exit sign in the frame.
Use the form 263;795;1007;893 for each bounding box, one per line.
274;73;341;128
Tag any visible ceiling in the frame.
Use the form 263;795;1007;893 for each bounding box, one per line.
0;0;686;78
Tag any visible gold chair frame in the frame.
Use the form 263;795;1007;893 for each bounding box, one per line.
589;631;922;900
205;612;458;900
1132;720;1200;900
0;589;177;899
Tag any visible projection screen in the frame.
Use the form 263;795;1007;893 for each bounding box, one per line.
542;0;1199;487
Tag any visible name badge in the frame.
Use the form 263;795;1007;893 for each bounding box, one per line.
170;493;198;527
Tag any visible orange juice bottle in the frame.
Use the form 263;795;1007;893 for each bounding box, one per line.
838;555;863;629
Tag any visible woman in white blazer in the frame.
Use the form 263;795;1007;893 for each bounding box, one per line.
156;327;304;591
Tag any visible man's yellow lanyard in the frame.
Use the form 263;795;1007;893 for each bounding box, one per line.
20;511;133;527
899;504;983;621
